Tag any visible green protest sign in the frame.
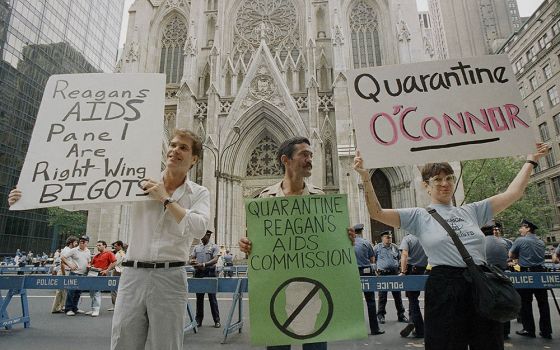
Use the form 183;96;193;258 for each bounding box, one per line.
245;194;367;346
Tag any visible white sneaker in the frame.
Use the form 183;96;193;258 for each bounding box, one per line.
76;309;86;314
66;311;76;316
107;307;114;311
85;311;93;315
91;310;99;317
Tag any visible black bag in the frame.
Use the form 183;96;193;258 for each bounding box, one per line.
427;208;521;322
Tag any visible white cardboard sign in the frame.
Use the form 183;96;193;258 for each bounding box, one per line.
346;55;536;168
10;73;165;210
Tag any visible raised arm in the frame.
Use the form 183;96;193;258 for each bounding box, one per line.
489;143;548;215
353;150;401;228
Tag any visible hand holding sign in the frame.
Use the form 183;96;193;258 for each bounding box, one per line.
140;178;169;203
7;188;21;207
528;143;549;163
352;150;369;180
239;237;252;254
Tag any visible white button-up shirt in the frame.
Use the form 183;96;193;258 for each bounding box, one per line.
126;176;210;262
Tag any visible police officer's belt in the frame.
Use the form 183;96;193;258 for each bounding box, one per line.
123;261;186;268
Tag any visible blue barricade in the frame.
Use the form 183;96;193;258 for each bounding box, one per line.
0;266;51;274
1;272;559;342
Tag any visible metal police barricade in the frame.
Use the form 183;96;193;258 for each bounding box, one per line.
0;266;51;274
0;275;119;330
360;272;560;292
2;272;559;340
186;277;248;344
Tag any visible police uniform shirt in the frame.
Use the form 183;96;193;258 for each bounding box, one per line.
399;234;428;267
223;253;233;266
354;236;374;268
373;242;400;271
485;235;508;270
502;237;513;251
191;242;219;266
509;233;545;267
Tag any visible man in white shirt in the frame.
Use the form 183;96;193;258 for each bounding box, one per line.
61;235;92;316
108;240;126;311
110;129;210;350
51;235;78;313
6;129;209;349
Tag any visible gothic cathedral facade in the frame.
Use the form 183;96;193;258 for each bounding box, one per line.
89;0;463;251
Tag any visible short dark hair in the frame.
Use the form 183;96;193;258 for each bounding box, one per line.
277;136;311;172
97;240;107;246
112;240;124;247
65;235;78;246
172;128;203;158
420;162;454;183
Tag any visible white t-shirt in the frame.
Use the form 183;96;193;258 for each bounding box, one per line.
62;247;91;274
397;200;492;267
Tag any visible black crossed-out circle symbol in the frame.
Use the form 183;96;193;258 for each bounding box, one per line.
269;277;334;340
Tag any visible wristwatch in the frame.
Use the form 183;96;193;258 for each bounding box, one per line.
163;197;175;209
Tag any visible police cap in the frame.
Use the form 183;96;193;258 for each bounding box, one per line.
520;219;538;231
353;223;364;232
380;230;392;237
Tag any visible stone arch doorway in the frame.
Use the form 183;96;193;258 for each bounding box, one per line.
370;169;393;243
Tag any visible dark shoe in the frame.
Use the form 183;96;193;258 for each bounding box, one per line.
539;332;552;339
412;332;424;338
377;315;385;324
503;334;510;340
196;320;202;327
371;330;385;335
214;322;221;328
400;324;415;337
398;315;409;323
515;330;536;338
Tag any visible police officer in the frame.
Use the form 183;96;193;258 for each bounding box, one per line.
398;233;427;338
190;230;221;328
509;219;552;339
373;231;407;324
222;250;234;277
483;224;511;339
352;224;384;335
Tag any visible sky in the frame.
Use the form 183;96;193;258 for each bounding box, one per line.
416;0;545;16
119;0;546;48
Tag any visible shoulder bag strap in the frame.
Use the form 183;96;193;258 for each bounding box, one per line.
426;207;476;268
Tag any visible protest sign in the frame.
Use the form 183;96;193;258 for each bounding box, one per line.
10;73;165;210
245;194;367;346
346;54;536;168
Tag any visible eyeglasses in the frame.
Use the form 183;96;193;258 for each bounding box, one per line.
429;174;456;185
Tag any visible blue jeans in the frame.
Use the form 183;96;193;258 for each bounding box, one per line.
65;289;82;312
89;290;101;311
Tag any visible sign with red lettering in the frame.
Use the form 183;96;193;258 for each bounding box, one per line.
346;55;536;167
10;74;165;210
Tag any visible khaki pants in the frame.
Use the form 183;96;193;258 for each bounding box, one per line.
51;270;66;312
111;267;188;350
111;270;121;305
